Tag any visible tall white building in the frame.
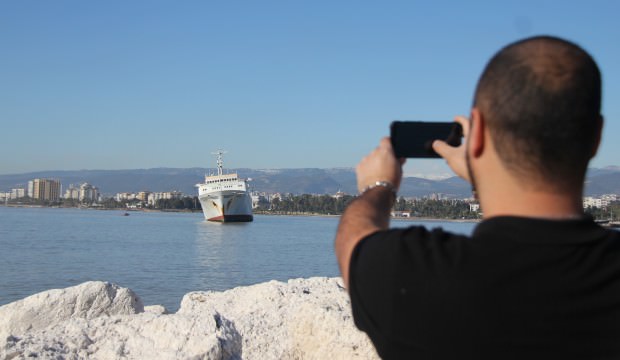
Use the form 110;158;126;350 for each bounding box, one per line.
64;184;80;200
10;188;25;199
79;183;99;202
64;183;99;202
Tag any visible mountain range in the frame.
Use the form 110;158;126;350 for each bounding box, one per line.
1;166;619;199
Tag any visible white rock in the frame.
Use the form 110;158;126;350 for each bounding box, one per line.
179;277;378;360
144;304;168;315
2;312;241;359
1;277;377;360
0;281;143;342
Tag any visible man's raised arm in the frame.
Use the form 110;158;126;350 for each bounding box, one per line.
334;137;404;287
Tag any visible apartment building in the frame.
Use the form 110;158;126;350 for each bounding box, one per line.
32;179;61;201
147;191;183;206
64;183;99;202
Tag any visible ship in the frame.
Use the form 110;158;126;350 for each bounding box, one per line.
196;150;253;222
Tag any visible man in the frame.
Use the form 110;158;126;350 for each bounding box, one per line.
335;36;620;359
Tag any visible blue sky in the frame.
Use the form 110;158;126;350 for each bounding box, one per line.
1;1;619;178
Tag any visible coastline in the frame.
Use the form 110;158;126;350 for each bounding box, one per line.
0;203;200;213
0;204;480;222
253;210;481;222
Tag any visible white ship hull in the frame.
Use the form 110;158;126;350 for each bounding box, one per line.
196;151;253;223
198;190;253;222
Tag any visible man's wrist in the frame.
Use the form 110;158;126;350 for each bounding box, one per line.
359;181;397;206
359;180;396;195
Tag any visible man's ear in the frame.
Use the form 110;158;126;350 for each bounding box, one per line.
590;115;604;159
469;108;485;158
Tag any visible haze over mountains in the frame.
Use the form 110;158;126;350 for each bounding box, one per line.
1;167;619;199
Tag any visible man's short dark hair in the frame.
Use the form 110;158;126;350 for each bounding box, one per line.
474;35;601;191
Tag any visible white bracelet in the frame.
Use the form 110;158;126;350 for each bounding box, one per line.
360;181;396;196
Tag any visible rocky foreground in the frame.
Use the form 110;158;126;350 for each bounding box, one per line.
0;277;378;359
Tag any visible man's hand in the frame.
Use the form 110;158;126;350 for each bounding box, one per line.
432;116;471;183
356;137;405;193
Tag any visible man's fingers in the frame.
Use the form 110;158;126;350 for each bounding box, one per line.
432;139;454;159
433;139;470;183
454;116;470;137
379;137;393;151
380;136;405;165
356;137;404;193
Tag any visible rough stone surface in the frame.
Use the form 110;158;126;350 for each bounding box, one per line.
1;277;378;360
144;304;169;315
0;281;143;342
179;277;378;360
2;312;241;360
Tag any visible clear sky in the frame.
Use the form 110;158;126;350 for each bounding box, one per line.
1;1;619;178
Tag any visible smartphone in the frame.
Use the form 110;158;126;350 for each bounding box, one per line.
390;121;463;158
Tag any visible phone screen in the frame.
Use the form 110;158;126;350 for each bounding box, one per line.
390;121;463;158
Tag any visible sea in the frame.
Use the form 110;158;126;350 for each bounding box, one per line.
0;206;475;311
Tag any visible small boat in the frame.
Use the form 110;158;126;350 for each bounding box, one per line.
123;212;130;216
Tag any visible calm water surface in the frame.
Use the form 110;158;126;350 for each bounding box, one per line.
0;206;475;311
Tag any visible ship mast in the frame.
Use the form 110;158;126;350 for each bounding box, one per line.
212;150;227;176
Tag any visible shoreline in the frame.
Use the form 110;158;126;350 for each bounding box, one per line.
256;212;481;222
0;203;200;213
0;204;480;222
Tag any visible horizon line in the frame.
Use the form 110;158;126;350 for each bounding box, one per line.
1;164;619;178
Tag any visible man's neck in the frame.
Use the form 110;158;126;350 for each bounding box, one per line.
479;186;584;220
465;126;589;220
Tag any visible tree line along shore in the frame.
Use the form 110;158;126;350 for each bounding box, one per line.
3;194;619;221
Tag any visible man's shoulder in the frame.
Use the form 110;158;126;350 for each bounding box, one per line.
351;225;474;287
360;225;470;244
473;215;616;244
354;225;472;257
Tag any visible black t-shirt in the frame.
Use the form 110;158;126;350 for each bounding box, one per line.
349;216;620;360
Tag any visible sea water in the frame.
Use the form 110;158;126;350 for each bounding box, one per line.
0;206;475;311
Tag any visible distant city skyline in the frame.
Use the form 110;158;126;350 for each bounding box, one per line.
1;1;619;177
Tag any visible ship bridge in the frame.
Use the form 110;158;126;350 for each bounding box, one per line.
205;173;239;182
